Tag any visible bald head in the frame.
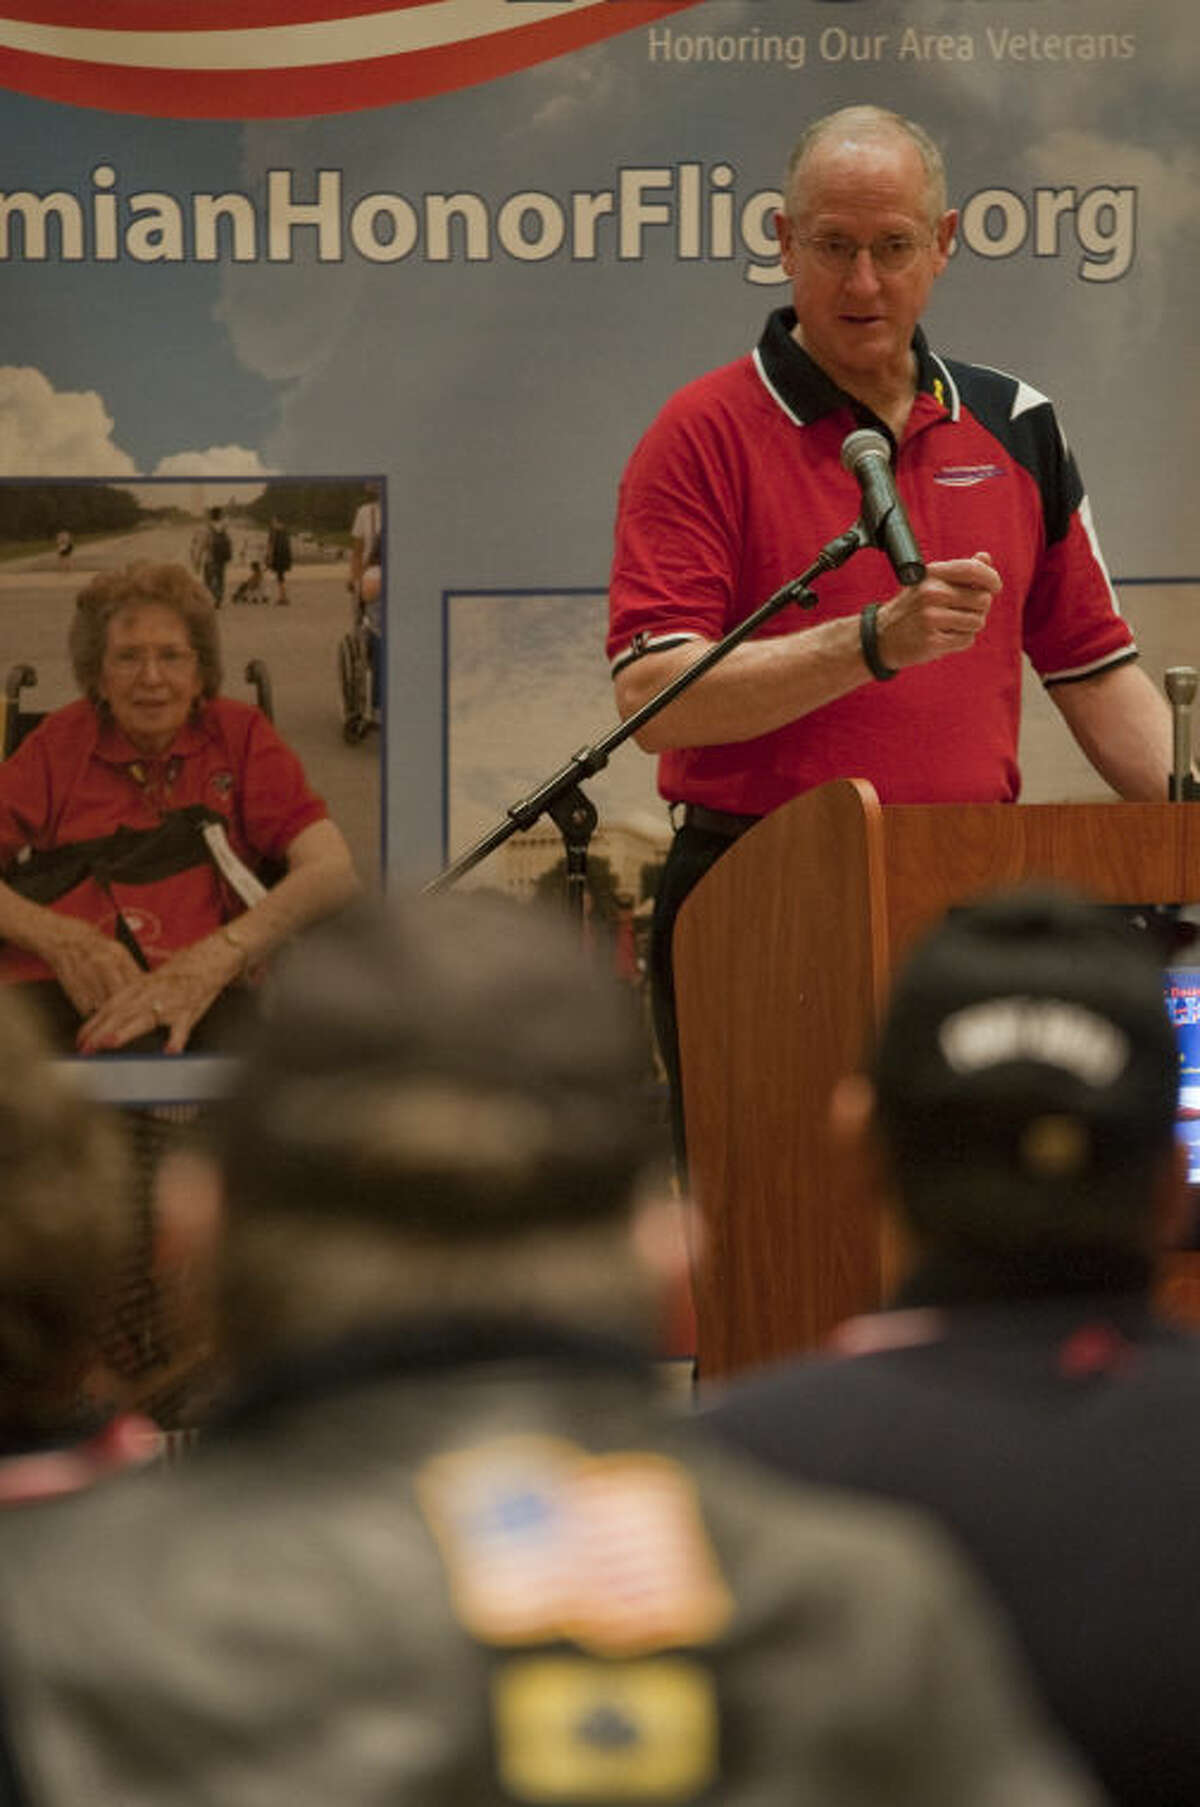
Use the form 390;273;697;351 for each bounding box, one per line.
784;105;947;228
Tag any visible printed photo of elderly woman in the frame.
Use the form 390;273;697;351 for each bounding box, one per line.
0;560;360;1054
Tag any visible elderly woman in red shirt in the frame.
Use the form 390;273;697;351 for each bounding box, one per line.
0;562;359;1054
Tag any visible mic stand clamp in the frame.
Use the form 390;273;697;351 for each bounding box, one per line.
546;785;599;923
425;519;872;905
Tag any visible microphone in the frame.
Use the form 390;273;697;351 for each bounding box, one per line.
840;429;926;586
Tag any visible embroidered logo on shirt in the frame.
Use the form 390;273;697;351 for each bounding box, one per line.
933;464;1006;488
117;905;165;950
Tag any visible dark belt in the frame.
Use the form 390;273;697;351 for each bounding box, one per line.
677;803;761;840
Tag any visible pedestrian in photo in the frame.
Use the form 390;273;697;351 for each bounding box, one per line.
201;509;232;609
266;517;292;607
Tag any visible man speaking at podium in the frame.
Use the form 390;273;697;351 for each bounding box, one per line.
606;104;1174;1156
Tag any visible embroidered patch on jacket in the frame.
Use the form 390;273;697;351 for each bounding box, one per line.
416;1435;734;1655
932;463;1006;488
491;1655;718;1802
208;770;235;797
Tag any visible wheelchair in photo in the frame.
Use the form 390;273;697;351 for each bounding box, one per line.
338;565;381;745
337;612;374;744
0;655;279;1425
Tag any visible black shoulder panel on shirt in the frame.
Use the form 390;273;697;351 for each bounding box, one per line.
941;358;1084;548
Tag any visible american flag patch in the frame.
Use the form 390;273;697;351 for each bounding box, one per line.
417;1434;734;1656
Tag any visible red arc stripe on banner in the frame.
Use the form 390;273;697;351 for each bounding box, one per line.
0;2;702;117
0;1;430;26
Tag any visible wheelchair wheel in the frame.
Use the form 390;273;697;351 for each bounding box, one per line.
338;633;369;743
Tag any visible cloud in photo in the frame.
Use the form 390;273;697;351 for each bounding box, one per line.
0;367;137;477
119;477;268;511
1027;127;1200;240
153;446;271;479
0;365;273;494
1017;126;1200;351
519;41;625;135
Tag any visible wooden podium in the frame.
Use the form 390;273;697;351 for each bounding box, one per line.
673;780;1200;1379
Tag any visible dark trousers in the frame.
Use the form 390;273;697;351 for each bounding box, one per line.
649;823;743;1175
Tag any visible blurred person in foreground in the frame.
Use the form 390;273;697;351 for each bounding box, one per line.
0;984;154;1500
708;885;1198;1807
0;561;358;1054
0;894;1101;1807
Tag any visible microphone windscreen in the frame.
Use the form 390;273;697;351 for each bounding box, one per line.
840;428;891;474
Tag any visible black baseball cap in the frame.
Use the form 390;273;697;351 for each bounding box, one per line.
872;886;1180;1255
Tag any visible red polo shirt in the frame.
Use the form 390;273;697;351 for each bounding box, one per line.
608;310;1135;815
0;696;326;984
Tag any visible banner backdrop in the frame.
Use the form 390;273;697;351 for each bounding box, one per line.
1;0;1197;906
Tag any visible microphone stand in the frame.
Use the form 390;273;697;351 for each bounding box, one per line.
425;520;870;913
1166;667;1199;803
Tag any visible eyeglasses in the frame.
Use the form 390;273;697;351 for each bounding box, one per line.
792;232;931;275
107;647;196;673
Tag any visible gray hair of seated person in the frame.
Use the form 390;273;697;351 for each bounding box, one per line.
211;891;665;1357
70;561;223;701
0;989;131;1422
219;890;659;1234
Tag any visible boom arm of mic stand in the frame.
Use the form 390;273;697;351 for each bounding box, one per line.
424;521;870;895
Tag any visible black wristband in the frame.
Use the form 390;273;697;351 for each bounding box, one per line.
859;603;898;682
